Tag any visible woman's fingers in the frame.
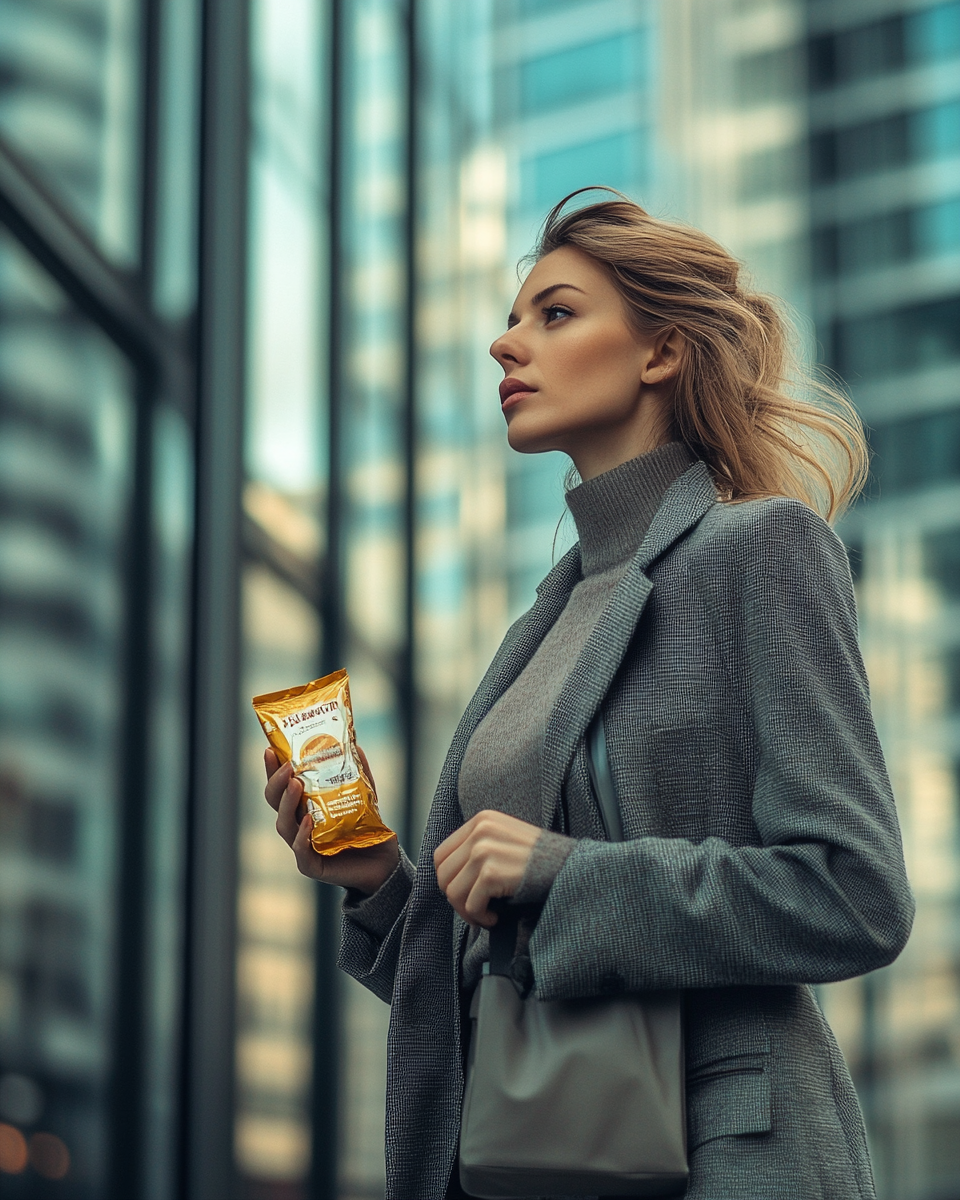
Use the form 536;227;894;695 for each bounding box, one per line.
464;873;501;927
264;747;280;782
292;813;324;881
434;810;542;925
440;857;484;925
433;819;472;870
275;775;304;846
433;833;477;894
265;758;294;811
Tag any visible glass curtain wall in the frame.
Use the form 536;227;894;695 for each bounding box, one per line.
0;226;135;1198
808;3;960;1198
0;0;200;1195
493;0;660;613
235;3;325;1198
0;1;233;1199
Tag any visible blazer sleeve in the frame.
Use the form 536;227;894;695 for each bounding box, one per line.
337;849;416;1004
528;498;915;1000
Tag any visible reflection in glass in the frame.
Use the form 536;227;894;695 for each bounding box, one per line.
143;405;193;1200
834;296;960;380
870;413;960;496
829;516;960;1197
237;0;326;1194
0;0;142;264
0;230;133;1196
237;564;319;1200
519;33;644;114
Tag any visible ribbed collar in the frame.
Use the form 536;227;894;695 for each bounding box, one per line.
565;441;699;575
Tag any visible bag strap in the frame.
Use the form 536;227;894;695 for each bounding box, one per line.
586;711;624;844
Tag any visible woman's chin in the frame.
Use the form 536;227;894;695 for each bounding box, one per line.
505;419;564;456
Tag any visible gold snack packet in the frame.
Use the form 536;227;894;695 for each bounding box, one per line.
252;669;394;856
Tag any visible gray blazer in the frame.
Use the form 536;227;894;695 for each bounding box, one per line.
339;459;915;1200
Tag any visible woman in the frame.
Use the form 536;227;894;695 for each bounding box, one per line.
265;195;914;1199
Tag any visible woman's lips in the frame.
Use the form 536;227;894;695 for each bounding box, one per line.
501;388;535;411
499;379;538;410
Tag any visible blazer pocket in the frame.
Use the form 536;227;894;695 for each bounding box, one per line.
649;725;723;837
686;1053;772;1151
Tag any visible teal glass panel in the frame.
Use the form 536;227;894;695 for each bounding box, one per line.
812;101;960;183
914;196;960;254
736;45;802;105
809;17;904;89
143;404;192;1200
0;230;133;1195
815;197;960;277
870;410;960;494
517;0;588;13
519;33;644;114
836;296;960;379
907;2;960;62
153;0;201;318
912;99;960;159
923;528;960;603
0;0;142;265
521;130;644;212
739;144;803;200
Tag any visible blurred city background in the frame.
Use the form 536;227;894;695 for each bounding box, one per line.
0;0;958;1197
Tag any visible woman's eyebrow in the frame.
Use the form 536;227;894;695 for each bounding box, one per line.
506;283;586;325
531;283;585;305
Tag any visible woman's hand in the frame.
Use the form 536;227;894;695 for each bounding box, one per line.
264;748;399;895
433;810;541;927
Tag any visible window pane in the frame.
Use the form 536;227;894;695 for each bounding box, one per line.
906;2;960;63
520;130;645;212
739;143;803;200
924;529;960;603
914;196;960;254
737;45;803;105
519;33;643;114
238;0;326;1195
835;296;960;379
237;564;319;1196
0;0;142;265
0;230;134;1194
913;99;960;159
870;410;960;494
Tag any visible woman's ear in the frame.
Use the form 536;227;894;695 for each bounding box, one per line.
640;327;684;385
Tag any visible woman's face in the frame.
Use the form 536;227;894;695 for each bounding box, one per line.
489;244;680;480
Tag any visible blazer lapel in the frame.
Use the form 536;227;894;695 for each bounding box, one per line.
539;461;718;828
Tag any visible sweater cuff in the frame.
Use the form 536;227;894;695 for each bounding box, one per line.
511;830;576;906
342;847;416;939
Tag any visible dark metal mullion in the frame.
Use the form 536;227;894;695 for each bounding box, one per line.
400;0;419;855
0;134;190;410
310;0;345;1194
106;0;166;1194
179;1;250;1198
107;368;157;1200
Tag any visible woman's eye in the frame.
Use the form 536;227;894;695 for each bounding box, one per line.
544;305;572;324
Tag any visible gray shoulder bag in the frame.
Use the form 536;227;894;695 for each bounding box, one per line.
458;715;688;1199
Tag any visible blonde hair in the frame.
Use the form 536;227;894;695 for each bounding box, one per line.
536;192;869;523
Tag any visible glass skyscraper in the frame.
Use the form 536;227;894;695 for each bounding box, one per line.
807;3;960;1197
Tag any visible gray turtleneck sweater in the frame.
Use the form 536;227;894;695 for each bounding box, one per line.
343;441;698;986
457;440;697;987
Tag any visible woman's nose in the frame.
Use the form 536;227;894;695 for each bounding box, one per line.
489;329;526;368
